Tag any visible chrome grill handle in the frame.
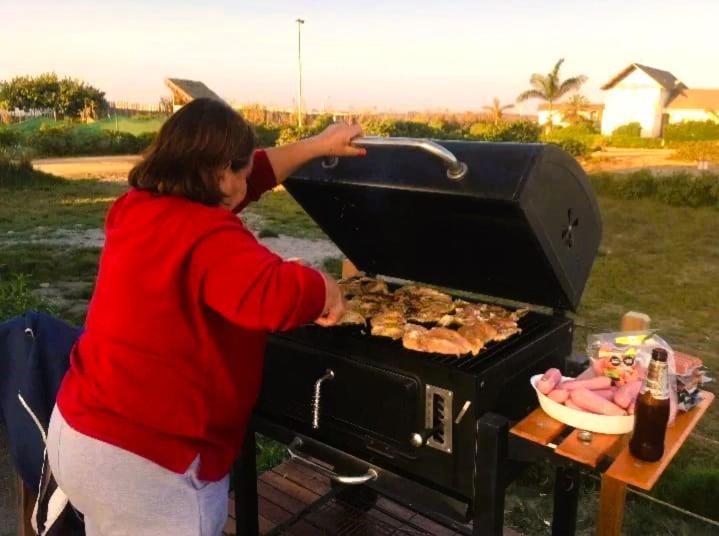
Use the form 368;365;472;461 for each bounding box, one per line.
312;369;335;429
287;438;378;485
321;136;469;181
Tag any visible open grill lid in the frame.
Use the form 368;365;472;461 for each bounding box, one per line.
283;138;602;311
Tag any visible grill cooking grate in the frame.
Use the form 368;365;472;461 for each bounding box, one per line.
290;310;557;374
422;312;550;372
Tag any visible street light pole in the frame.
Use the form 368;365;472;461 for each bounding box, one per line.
296;18;305;129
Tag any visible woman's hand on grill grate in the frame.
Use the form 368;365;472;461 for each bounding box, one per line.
315;273;347;327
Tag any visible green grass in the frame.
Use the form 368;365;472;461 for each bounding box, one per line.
92;116;165;135
245;189;326;239
1;167;718;529
0;169;126;232
8;115;165;137
322;256;344;279
0;273;58;319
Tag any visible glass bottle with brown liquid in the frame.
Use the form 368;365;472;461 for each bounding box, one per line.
629;348;670;461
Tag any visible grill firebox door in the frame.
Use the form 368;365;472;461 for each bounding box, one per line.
259;338;421;448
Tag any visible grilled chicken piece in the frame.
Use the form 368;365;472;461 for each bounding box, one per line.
488;317;522;341
402;324;473;356
339;276;389;298
463;321;499;344
426;327;473;355
404;298;455;323
436;314;456;328
402;324;429;351
370;310;406;340
394;285;452;303
346;294;387;318
447;304;492;326
457;324;486;355
338;310;366;326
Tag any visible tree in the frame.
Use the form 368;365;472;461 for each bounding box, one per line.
0;73;106;120
482;98;514;124
563;94;591;125
517;59;587;127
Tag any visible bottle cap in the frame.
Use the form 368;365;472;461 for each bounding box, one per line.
652;347;668;363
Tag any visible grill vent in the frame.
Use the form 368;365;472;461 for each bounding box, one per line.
425;385;453;454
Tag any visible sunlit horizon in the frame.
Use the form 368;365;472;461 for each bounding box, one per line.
3;0;719;113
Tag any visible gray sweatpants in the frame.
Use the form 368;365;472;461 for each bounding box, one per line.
47;406;229;536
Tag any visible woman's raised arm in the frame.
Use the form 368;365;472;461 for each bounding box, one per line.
264;123;366;183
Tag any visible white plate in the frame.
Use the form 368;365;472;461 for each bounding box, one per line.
530;374;635;435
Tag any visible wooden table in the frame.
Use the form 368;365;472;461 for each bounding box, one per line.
510;391;714;536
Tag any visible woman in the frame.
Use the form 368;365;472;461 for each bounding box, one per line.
47;98;365;535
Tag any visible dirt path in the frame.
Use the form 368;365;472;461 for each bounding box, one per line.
1;226;341;268
32;155;140;180
583;147;712;174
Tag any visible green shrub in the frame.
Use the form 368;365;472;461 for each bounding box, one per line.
547;138;590;157
606;122;666;148
664;120;719;141
608;135;664;149
134;131;157;152
0;157;60;188
28;124;75;156
253;124;280;148
672;141;719;163
467;122;495;139
276;126;303;146
654;173;719;207
23;123;154;156
466;120;540;143
0;274;58;320
496;120;542;142
542;123;604;154
0;127;24;147
589;170;719;207
612;122;643;137
362;119;438;138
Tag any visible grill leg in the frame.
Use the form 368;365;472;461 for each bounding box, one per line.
474;413;509;536
551;466;580;536
233;431;259;536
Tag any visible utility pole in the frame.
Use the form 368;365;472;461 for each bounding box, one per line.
296;18;305;129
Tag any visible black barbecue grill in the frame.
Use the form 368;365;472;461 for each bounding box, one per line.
236;137;602;536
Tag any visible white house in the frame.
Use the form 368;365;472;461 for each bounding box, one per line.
600;63;719;138
537;103;604;127
665;89;719;124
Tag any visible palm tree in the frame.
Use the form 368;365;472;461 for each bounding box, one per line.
517;59;587;127
563;94;591;125
482;97;514;124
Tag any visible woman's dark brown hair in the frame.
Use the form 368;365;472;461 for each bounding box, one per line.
129;98;256;206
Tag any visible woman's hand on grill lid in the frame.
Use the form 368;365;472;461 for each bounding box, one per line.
312;123;366;158
264;122;365;184
315;273;347;327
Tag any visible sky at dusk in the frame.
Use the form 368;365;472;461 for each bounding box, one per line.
3;0;718;112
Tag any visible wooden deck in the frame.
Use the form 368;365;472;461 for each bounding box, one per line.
224;459;521;536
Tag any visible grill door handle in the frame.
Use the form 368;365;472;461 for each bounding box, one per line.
322;136;469;181
287;437;378;485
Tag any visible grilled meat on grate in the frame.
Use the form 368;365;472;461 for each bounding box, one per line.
332;277;525;355
370;310;406;340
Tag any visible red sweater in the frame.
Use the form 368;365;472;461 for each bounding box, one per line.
57;150;326;481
